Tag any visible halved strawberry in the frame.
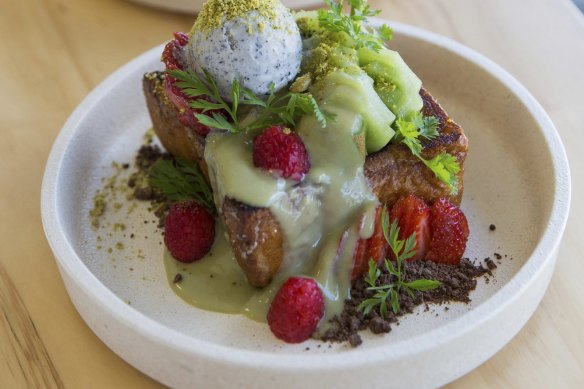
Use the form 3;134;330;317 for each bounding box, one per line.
161;32;189;70
351;239;367;281
389;195;431;261
163;76;217;136
351;205;387;280
161;32;226;136
425;198;469;265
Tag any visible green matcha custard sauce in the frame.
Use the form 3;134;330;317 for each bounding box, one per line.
163;223;281;323
164;200;377;336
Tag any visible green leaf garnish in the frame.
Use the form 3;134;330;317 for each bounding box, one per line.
357;205;442;318
422;153;460;193
318;0;393;52
149;158;215;213
377;23;394;41
393;112;460;194
195;112;237;132
402;279;443;291
364;257;381;288
168;69;333;133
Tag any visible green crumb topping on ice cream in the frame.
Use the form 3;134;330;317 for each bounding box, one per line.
300;42;361;85
192;0;284;36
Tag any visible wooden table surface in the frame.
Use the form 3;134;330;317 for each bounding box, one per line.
1;0;583;387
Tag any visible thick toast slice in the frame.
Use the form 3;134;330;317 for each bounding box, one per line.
143;72;209;182
143;71;468;287
365;88;467;206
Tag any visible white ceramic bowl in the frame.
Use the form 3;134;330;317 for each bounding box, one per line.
41;22;570;388
126;0;323;13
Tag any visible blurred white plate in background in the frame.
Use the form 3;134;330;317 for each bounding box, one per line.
127;0;324;13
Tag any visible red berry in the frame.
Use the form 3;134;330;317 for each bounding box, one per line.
390;195;431;261
364;206;389;264
352;206;387;280
164;77;216;136
253;126;310;181
173;31;189;46
352;239;367;281
161;32;224;136
425;198;469;265
267;277;324;343
161;32;189;70
164;202;215;263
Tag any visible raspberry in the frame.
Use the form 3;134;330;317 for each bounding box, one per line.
253;126;310;181
164;202;215;263
425;198;469;265
390;195;431;261
267;277;324;343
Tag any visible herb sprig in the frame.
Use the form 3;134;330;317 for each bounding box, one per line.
149;158;216;213
393;112;461;194
357;206;442;318
318;0;393;52
169;69;332;133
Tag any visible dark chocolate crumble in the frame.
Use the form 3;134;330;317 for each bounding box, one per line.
321;259;489;345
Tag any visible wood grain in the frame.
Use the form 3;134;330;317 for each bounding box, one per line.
0;263;64;389
0;0;583;387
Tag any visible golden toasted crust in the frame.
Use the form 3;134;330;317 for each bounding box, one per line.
143;72;209;181
143;72;468;287
365;88;467;206
222;198;284;287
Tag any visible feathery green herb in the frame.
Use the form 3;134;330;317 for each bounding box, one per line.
358;205;442;318
393;112;460;194
149;158;215;213
168;69;332;133
318;0;393;52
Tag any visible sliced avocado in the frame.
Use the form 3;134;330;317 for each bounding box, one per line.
358;47;423;118
315;71;396;153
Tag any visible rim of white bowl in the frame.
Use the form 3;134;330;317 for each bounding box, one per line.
41;21;571;372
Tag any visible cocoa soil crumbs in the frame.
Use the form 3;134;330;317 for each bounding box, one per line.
321;259;489;346
129;145;172;226
173;273;183;284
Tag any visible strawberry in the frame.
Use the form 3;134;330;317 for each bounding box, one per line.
389;195;431;261
352;239;367;281
161;32;189;70
425;198;469;265
364;206;389;265
352;205;387;280
253;126;310;181
164;202;215;263
163;76;217;136
267;277;324;343
161;32;225;136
